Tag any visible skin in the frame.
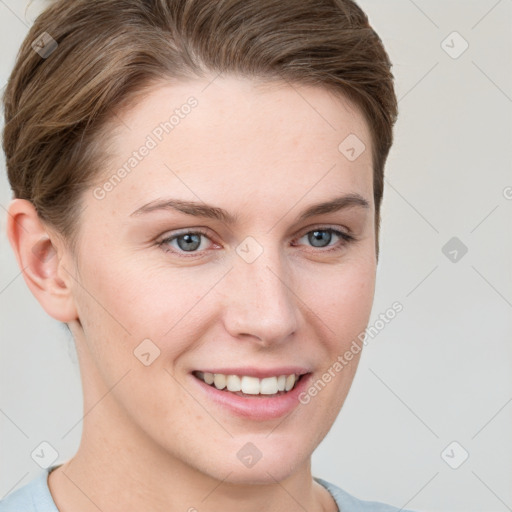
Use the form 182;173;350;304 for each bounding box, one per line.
7;75;376;512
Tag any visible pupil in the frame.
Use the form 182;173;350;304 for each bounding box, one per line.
309;230;331;247
177;233;201;251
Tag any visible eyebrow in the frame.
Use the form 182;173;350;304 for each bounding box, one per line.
129;193;370;224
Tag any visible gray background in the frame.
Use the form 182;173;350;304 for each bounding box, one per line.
1;1;511;511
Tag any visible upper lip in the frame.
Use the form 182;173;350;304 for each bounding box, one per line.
192;366;312;379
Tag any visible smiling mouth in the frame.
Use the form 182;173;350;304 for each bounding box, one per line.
192;370;307;398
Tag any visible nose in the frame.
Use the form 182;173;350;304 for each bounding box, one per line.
221;244;299;347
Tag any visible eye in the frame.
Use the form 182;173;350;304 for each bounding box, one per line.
157;229;214;256
295;227;355;252
157;226;356;258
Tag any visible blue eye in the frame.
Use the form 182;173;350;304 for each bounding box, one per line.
157;227;355;257
158;229;212;255
296;228;354;251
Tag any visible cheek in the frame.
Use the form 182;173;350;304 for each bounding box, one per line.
298;263;373;424
71;251;155;366
73;229;375;372
299;256;376;343
73;251;219;367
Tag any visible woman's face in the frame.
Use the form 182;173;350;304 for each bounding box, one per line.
65;75;376;483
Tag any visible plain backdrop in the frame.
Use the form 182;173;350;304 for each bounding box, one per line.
1;1;511;511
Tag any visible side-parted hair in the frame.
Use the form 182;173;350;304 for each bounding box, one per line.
2;0;398;258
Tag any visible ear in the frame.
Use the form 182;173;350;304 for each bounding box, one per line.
6;198;79;323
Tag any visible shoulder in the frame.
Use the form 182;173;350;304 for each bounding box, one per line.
0;469;59;512
3;470;416;512
314;476;416;512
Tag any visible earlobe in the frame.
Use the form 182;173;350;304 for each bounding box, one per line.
6;198;79;323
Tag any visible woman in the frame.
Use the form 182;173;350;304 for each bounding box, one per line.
1;1;412;510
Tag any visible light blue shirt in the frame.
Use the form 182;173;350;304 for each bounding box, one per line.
0;465;415;511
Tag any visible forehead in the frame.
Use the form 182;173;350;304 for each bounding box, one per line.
93;75;374;219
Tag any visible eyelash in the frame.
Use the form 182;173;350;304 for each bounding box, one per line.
157;226;356;258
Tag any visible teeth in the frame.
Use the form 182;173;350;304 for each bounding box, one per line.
195;371;301;395
213;373;226;390
260;377;279;395
226;374;241;392
285;374;295;391
241;376;260;394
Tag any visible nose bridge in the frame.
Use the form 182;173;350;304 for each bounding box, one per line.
223;239;298;344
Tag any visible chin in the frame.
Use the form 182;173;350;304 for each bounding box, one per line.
219;462;303;486
200;442;309;485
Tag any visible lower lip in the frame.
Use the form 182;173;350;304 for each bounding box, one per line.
190;373;313;421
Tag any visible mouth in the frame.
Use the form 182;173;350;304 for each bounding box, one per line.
190;368;314;420
192;370;308;398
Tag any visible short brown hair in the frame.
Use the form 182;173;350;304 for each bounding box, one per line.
2;0;398;258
